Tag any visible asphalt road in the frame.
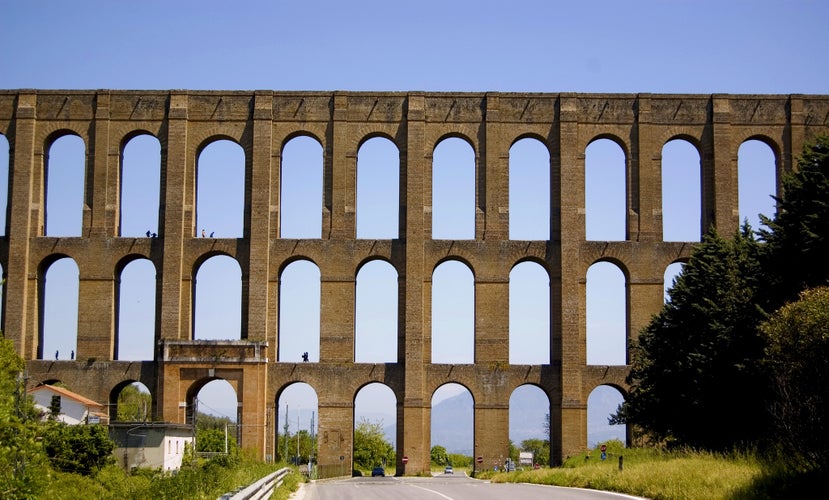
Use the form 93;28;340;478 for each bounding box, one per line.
292;473;646;500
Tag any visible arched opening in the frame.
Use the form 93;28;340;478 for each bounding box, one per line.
509;384;550;466
278;260;320;362
0;133;9;236
662;139;701;241
40;257;79;360
354;260;398;363
193;255;242;340
120;134;161;237
431;383;473;467
432;137;475;240
276;382;319;465
586;262;627;365
45;134;85;236
193;379;240;453
357;137;399;239
354;383;397;475
664;262;685;303
116;258;156;360
281;136;323;238
111;381;153;422
585;138;626;241
431;260;474;364
587;385;626;447
738;139;776;233
509;138;550;240
197;139;245;238
509;261;550;364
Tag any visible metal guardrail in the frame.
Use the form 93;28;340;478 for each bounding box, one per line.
218;467;292;500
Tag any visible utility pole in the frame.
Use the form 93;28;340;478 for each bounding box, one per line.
283;404;289;462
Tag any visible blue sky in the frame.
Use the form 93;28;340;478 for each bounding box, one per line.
2;0;826;450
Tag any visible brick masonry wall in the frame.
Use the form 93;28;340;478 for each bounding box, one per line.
2;90;827;470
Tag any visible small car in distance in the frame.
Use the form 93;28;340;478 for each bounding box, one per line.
371;466;385;477
444;465;453;474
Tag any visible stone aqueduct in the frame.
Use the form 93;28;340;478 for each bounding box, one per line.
2;90;828;473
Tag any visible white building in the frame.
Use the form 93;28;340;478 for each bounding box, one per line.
109;422;195;471
28;384;108;425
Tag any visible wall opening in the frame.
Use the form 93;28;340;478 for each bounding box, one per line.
197;139;244;238
354;260;397;363
509;261;550;364
45;134;85;236
662;139;701;241
276;382;319;464
431;260;474;364
278;260;320;362
587;385;626;447
585;138;626;241
357;137;399;239
120;134;161;237
281;136;323;238
117;258;156;360
112;381;152;421
354;383;396;474
738;139;776;234
193;255;242;340
431;383;473;460
40;257;79;360
193;379;240;450
0;133;8;236
509;138;550;240
664;262;685;303
432;137;475;240
509;384;550;466
586;261;626;365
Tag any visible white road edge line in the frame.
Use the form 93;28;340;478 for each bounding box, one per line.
409;483;456;500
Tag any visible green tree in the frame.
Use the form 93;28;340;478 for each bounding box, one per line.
352;418;393;470
116;383;152;421
761;286;829;471
618;226;768;450
41;421;115;475
759;136;829;309
278;429;316;463
0;337;49;498
430;445;448;466
196;427;237;453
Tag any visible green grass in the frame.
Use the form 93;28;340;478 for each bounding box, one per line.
39;455;299;500
480;441;821;500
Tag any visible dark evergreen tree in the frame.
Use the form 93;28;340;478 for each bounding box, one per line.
759;135;829;309
618;226;768;450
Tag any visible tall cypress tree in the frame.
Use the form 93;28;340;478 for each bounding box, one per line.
759;136;829;309
619;226;767;450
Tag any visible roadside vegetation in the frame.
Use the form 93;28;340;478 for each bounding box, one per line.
483;440;821;500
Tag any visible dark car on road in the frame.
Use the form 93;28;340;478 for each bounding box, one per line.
371;466;385;477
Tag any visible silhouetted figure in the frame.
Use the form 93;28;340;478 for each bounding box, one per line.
209;231;214;237
302;352;309;362
146;230;151;237
55;350;59;360
71;350;75;360
201;229;206;237
152;233;157;238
